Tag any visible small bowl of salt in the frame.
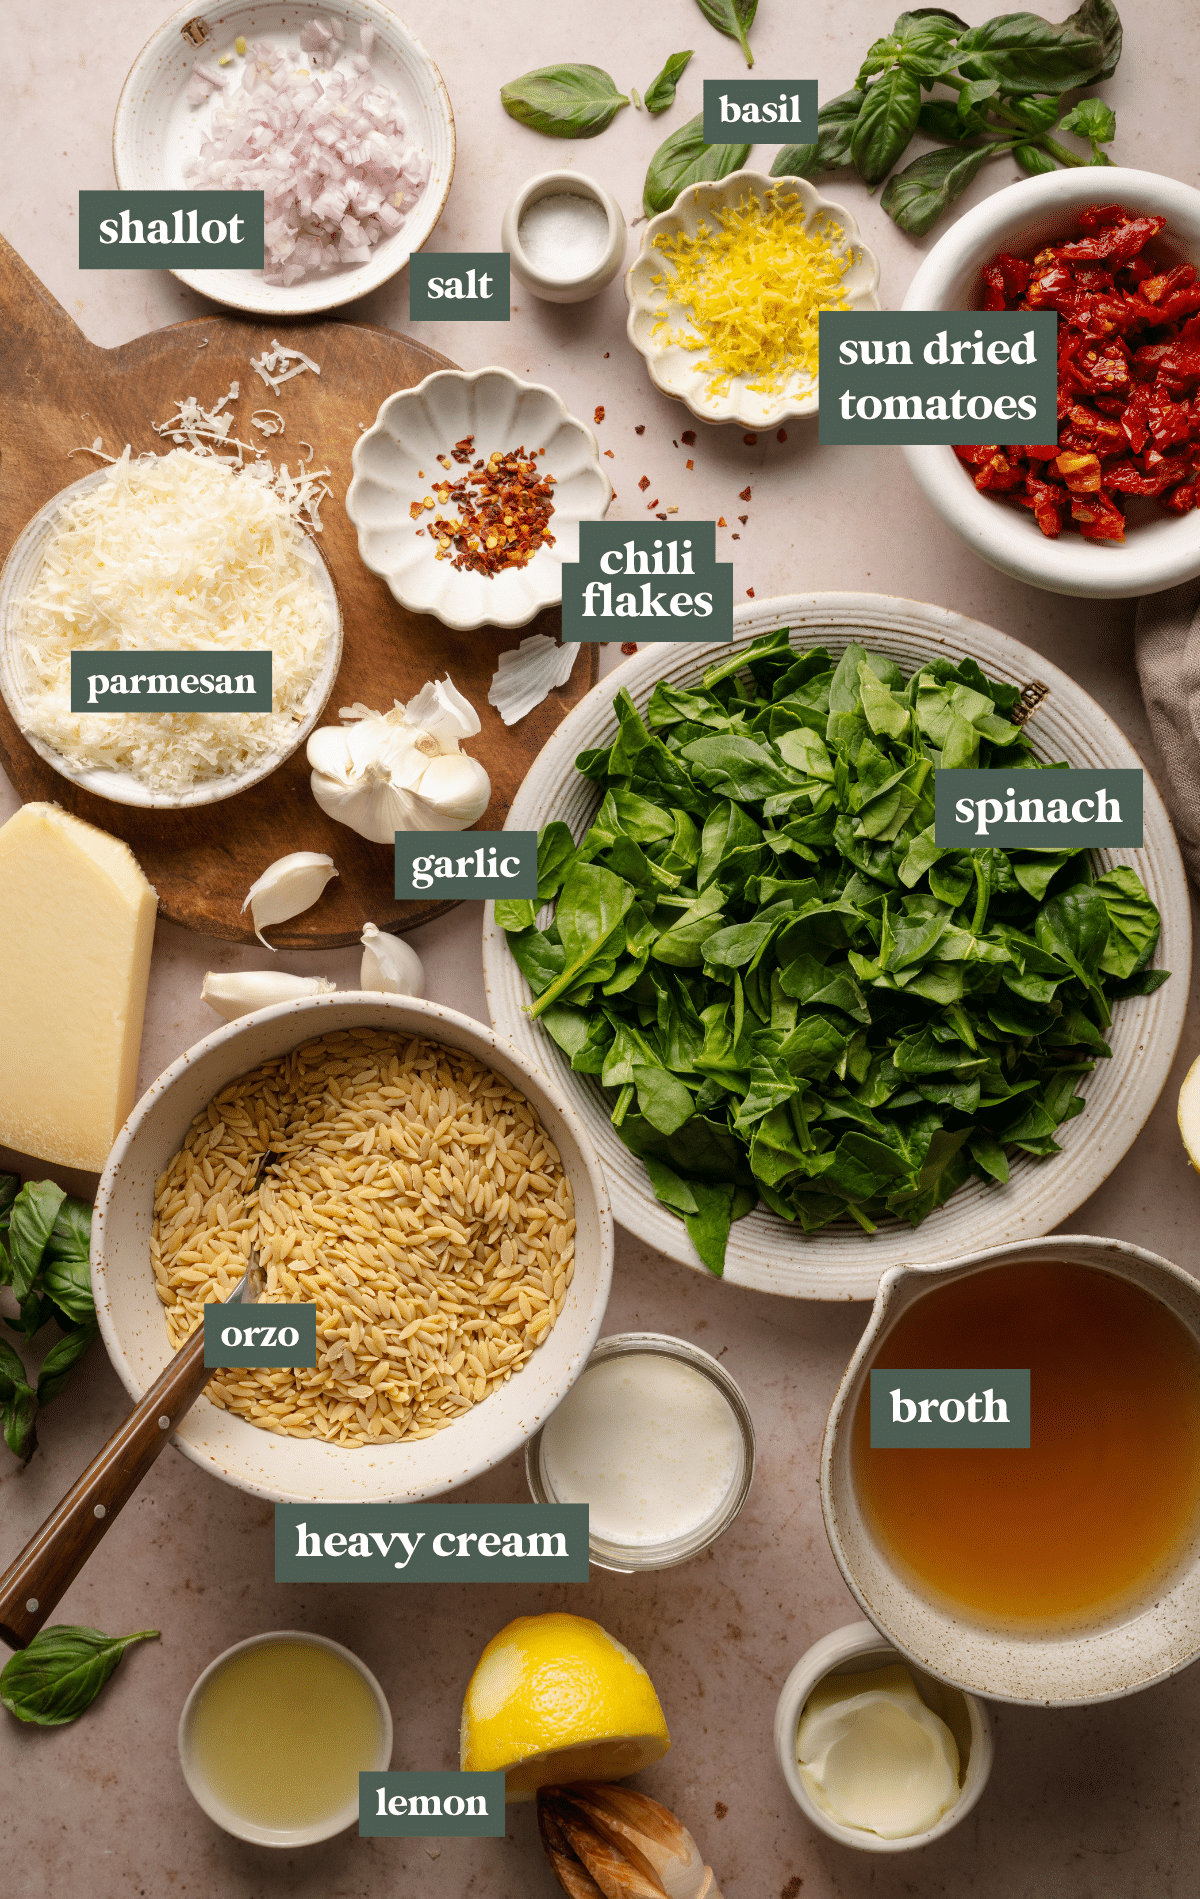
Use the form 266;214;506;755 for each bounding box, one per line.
502;170;626;304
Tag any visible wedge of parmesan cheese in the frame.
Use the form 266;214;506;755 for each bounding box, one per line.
0;804;157;1171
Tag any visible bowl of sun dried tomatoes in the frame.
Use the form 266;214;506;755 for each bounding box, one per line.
901;168;1200;599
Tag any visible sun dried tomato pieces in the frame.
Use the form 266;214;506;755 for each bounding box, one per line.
967;203;1200;544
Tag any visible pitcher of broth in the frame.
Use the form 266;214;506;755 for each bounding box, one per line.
820;1235;1200;1707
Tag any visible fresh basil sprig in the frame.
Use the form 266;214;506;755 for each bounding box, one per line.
0;1177;96;1462
644;113;752;218
645;50;694;116
1;1626;160;1727
693;0;758;70
500;64;630;139
790;0;1122;236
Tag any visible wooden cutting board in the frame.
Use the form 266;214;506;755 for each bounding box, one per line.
0;235;598;946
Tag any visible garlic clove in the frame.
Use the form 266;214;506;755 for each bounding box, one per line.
202;970;337;1020
305;723;356;781
241;851;338;949
360;921;424;996
410;750;492;827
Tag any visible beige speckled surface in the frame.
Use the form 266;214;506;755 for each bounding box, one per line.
4;3;1200;1895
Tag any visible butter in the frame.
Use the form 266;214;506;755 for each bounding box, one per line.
0;804;157;1170
796;1662;960;1840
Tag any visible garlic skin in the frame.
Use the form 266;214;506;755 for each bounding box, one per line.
202;971;337;1020
307;675;491;844
538;1784;722;1899
359;922;425;996
241;851;338;949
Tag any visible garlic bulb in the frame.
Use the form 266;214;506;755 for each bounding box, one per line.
202;971;337;1020
537;1785;722;1899
242;852;338;949
360;922;424;996
307;675;491;844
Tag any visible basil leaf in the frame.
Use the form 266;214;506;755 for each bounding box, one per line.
880;141;1000;236
42;1199;95;1327
8;1181;65;1305
957;0;1122;96
1014;141;1057;174
36;1324;96;1406
643;114;752;217
1057;96;1117;144
644;49;694;115
850;66;922;185
500;64;630;139
918;98;986;142
0;1626;160;1727
693;0;757;69
771;89;865;178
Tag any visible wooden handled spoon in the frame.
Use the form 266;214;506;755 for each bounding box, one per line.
0;1262;263;1649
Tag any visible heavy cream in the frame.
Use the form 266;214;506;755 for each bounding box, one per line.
796;1663;960;1840
539;1351;742;1548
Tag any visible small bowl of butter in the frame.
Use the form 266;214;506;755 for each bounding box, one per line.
773;1621;993;1852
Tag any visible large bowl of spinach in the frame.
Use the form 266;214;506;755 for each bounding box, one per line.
482;595;1190;1299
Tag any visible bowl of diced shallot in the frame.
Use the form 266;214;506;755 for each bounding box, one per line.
114;1;455;316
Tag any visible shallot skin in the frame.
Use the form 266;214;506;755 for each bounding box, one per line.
185;22;430;286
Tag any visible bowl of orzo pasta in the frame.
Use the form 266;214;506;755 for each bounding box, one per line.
90;993;613;1503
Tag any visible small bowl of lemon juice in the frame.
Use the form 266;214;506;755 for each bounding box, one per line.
178;1630;392;1845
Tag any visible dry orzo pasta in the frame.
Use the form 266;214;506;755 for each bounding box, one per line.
150;1027;576;1446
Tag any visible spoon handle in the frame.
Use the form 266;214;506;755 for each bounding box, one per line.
0;1324;212;1649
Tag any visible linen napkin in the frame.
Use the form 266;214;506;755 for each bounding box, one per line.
1135;579;1200;885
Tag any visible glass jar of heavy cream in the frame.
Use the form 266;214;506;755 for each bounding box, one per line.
526;1332;756;1572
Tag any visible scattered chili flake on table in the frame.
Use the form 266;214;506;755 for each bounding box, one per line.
635;424;646;434
739;485;752;501
594;406;605;424
604;449;615;458
638;475;651;491
746;586;755;596
646;498;659;509
409;435;556;576
739;514;749;524
776;428;787;442
717;515;727;527
959;202;1200;543
686;459;694;469
621;641;638;654
682;429;696;446
743;433;758;445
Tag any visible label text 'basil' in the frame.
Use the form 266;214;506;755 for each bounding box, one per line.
274;1504;589;1581
702;79;817;142
819;311;1058;445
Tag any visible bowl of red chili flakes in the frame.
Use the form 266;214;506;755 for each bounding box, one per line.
901;168;1200;599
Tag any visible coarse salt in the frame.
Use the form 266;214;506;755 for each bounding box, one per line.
517;193;610;283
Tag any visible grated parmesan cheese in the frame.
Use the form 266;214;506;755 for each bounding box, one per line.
16;448;334;796
651;190;853;399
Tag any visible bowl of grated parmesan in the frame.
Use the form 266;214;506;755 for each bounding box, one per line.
625;169;881;429
0;449;343;807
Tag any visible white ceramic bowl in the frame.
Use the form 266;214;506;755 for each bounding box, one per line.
178;1629;392;1844
346;366;612;631
502;170;627;304
91;993;613;1503
773;1621;994;1851
901;168;1200;599
0;467;342;809
625;170;881;428
482;592;1190;1301
822;1236;1200;1705
113;0;455;317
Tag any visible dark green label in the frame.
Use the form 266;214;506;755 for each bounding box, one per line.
203;1305;317;1368
394;831;537;900
934;768;1143;847
79;191;264;269
275;1504;589;1581
409;253;510;320
702;79;817;142
69;651;272;712
360;1773;506;1837
562;521;732;642
818;311;1058;444
870;1370;1031;1447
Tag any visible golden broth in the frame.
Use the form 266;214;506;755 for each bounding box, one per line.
852;1261;1200;1625
190;1640;383;1831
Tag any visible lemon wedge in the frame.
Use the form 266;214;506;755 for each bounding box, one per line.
1180;1055;1200;1173
459;1612;670;1803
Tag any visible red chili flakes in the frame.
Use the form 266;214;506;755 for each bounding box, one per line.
635;424;646;435
966;202;1200;542
656;512;668;520
638;475;651;491
646;498;659;509
681;429;696;446
603;351;610;359
738;514;749;525
414;434;557;577
594;406;605;425
620;641;638;654
739;486;752;502
743;433;758;445
731;532;740;539
776;428;788;443
686;459;694;470
604;449;615;458
717;516;727;527
673;440;679;449
746;587;755;597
